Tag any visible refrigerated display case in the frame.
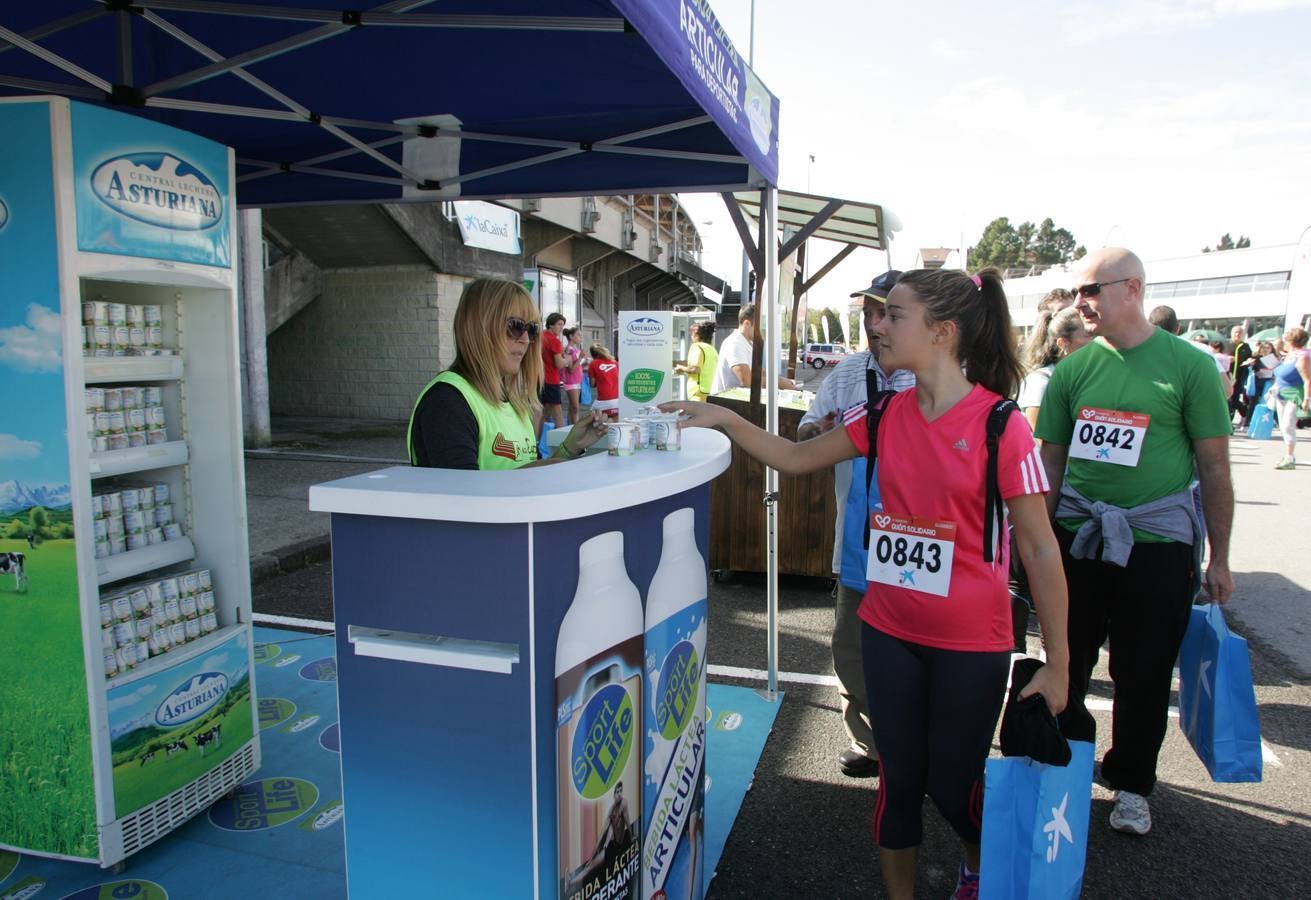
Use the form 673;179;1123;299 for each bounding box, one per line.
0;96;259;868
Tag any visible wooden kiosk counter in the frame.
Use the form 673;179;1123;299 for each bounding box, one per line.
706;392;837;580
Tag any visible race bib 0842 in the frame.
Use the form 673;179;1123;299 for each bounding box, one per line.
1069;406;1150;467
866;514;956;598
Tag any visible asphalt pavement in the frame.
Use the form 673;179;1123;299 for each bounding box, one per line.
245;410;1310;899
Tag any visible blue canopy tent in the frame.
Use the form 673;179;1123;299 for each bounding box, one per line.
1;0;791;693
0;0;777;202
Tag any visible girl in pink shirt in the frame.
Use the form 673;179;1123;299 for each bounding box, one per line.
663;268;1069;900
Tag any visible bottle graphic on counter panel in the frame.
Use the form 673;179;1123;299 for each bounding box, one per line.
641;507;707;900
556;530;643;900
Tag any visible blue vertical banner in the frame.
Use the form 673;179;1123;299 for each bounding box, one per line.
70;102;231;267
0;98;96;859
613;0;780;184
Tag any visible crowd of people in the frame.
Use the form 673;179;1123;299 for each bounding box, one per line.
407;259;1300;898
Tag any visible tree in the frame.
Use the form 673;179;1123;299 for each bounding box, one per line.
5;518;27;539
968;217;1027;270
968;216;1086;271
29;506;47;532
1202;233;1251;253
805;308;845;345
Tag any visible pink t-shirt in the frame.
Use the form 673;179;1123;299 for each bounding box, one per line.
562;345;585;387
842;384;1049;652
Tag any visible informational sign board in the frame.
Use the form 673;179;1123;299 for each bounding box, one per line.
618;310;673;419
452;201;521;255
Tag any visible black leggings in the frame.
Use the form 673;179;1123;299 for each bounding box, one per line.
862;624;1010;850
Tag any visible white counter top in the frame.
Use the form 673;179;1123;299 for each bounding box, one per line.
308;428;731;524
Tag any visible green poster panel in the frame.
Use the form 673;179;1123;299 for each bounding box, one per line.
0;100;97;858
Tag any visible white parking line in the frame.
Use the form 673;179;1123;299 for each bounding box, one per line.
707;663;839;687
1084;698;1282;767
253;612;335;632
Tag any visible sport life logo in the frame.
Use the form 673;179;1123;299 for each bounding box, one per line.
63;879;167;899
209;777;319;832
155;671;228;727
655;640;699;740
571;682;635;799
259;697;297;731
626;317;664;337
299;656;337;682
90;153;223;231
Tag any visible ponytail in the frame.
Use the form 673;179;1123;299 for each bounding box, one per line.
898;266;1024;399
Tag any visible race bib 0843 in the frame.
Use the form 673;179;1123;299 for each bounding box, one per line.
866;514;956;598
1069;406;1150;467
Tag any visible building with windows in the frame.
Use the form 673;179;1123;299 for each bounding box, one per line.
1001;230;1311;339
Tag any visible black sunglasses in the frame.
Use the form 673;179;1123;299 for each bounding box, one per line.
506;317;540;341
1071;278;1131;299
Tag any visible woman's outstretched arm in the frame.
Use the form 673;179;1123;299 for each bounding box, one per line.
659;400;861;475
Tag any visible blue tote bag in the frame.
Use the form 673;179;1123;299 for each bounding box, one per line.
1247;404;1275;440
979;741;1094;900
1177;604;1263;782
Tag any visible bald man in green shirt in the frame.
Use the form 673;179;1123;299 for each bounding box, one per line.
1037;247;1234;838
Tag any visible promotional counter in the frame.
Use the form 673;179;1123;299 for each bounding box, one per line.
308;430;731;898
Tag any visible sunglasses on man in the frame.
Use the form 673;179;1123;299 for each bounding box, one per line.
506;317;541;340
1070;278;1131;299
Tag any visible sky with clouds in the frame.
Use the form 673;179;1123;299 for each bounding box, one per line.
681;0;1311;314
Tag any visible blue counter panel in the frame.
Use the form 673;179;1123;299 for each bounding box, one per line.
331;516;534;898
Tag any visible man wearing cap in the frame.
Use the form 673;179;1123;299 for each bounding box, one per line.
796;271;914;778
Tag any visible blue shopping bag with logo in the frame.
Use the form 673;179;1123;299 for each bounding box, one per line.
1177;604;1263;782
1247;404;1275;440
979;741;1094;900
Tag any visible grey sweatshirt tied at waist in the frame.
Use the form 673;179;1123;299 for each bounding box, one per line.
1054;481;1204;595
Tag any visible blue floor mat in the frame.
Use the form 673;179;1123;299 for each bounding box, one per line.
0;627;780;899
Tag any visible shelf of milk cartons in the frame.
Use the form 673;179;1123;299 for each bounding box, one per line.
104;622;246;691
84;355;184;384
95;536;196;586
89;440;189;480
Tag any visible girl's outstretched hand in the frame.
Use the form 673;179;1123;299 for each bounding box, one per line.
657;400;731;430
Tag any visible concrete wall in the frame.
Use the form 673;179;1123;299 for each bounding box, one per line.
268;265;471;421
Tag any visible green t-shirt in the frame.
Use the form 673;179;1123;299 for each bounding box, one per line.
1036;328;1232;540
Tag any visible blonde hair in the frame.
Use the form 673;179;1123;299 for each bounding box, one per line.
588;343;614;360
449;279;542;420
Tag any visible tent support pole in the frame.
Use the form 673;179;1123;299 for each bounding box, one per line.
238;209;272;449
760;185;780;703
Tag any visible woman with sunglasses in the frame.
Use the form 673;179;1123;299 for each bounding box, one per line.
408;279;608;469
661;268;1069;900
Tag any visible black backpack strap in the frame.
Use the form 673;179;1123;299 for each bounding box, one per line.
983;399;1020;562
861;373;895;550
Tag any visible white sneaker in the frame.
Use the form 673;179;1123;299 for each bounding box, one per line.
1109;790;1151;835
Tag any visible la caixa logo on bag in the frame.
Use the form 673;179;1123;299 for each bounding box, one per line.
156;672;228;727
91;153;223;231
